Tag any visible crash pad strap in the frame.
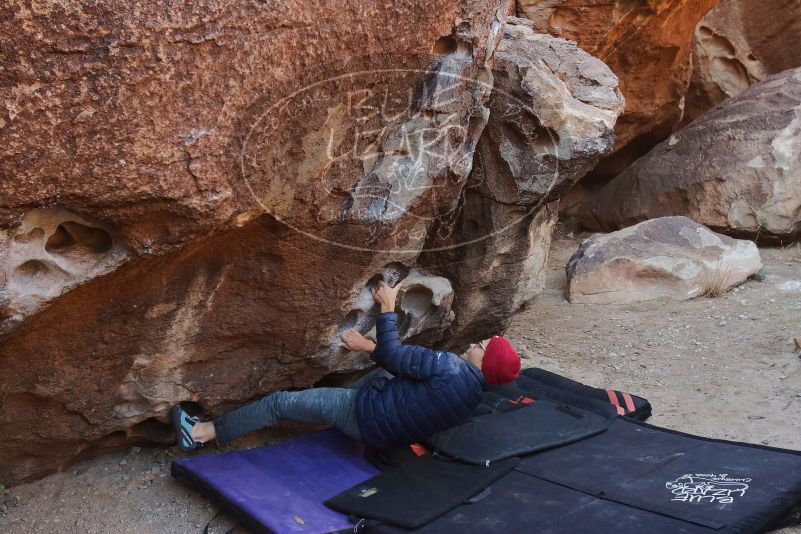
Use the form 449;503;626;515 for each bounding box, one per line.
621;391;636;412
409;443;428;456
606;389;626;415
518;367;652;421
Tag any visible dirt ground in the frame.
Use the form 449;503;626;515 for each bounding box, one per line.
2;227;800;533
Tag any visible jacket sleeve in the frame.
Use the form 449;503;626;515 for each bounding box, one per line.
370;311;451;380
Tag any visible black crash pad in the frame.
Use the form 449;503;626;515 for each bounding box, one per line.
325;456;518;528
375;418;801;533
370;470;713;534
423;399;609;465
516;417;801;531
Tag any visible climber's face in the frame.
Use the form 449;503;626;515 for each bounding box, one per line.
462;338;491;368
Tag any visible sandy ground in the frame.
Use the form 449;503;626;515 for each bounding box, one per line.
1;227;800;533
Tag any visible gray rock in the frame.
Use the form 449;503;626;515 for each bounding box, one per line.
566;216;762;304
582;67;801;242
424;18;624;345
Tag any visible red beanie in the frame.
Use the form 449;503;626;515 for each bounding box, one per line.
481;335;521;385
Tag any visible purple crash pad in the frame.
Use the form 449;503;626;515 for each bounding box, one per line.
172;428;380;534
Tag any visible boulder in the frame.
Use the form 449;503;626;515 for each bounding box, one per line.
0;6;624;484
419;17;624;344
516;0;718;180
682;0;801;124
0;0;511;484
566;217;763;304
581;67;801;242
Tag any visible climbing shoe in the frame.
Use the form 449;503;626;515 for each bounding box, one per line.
171;404;201;452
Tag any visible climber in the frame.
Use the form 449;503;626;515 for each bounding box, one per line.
171;280;522;452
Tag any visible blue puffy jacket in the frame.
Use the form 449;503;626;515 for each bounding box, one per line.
355;311;487;450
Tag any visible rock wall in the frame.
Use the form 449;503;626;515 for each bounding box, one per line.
515;0;719;182
0;0;510;484
0;4;624;484
682;0;801;124
1;0;505;321
423;18;623;345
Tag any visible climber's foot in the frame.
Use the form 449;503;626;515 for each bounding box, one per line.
171;404;201;452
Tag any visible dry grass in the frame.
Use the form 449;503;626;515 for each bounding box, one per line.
698;263;735;298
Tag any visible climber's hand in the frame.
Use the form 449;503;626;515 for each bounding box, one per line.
340;328;376;353
372;280;401;313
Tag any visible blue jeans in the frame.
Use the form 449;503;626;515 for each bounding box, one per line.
213;367;392;444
